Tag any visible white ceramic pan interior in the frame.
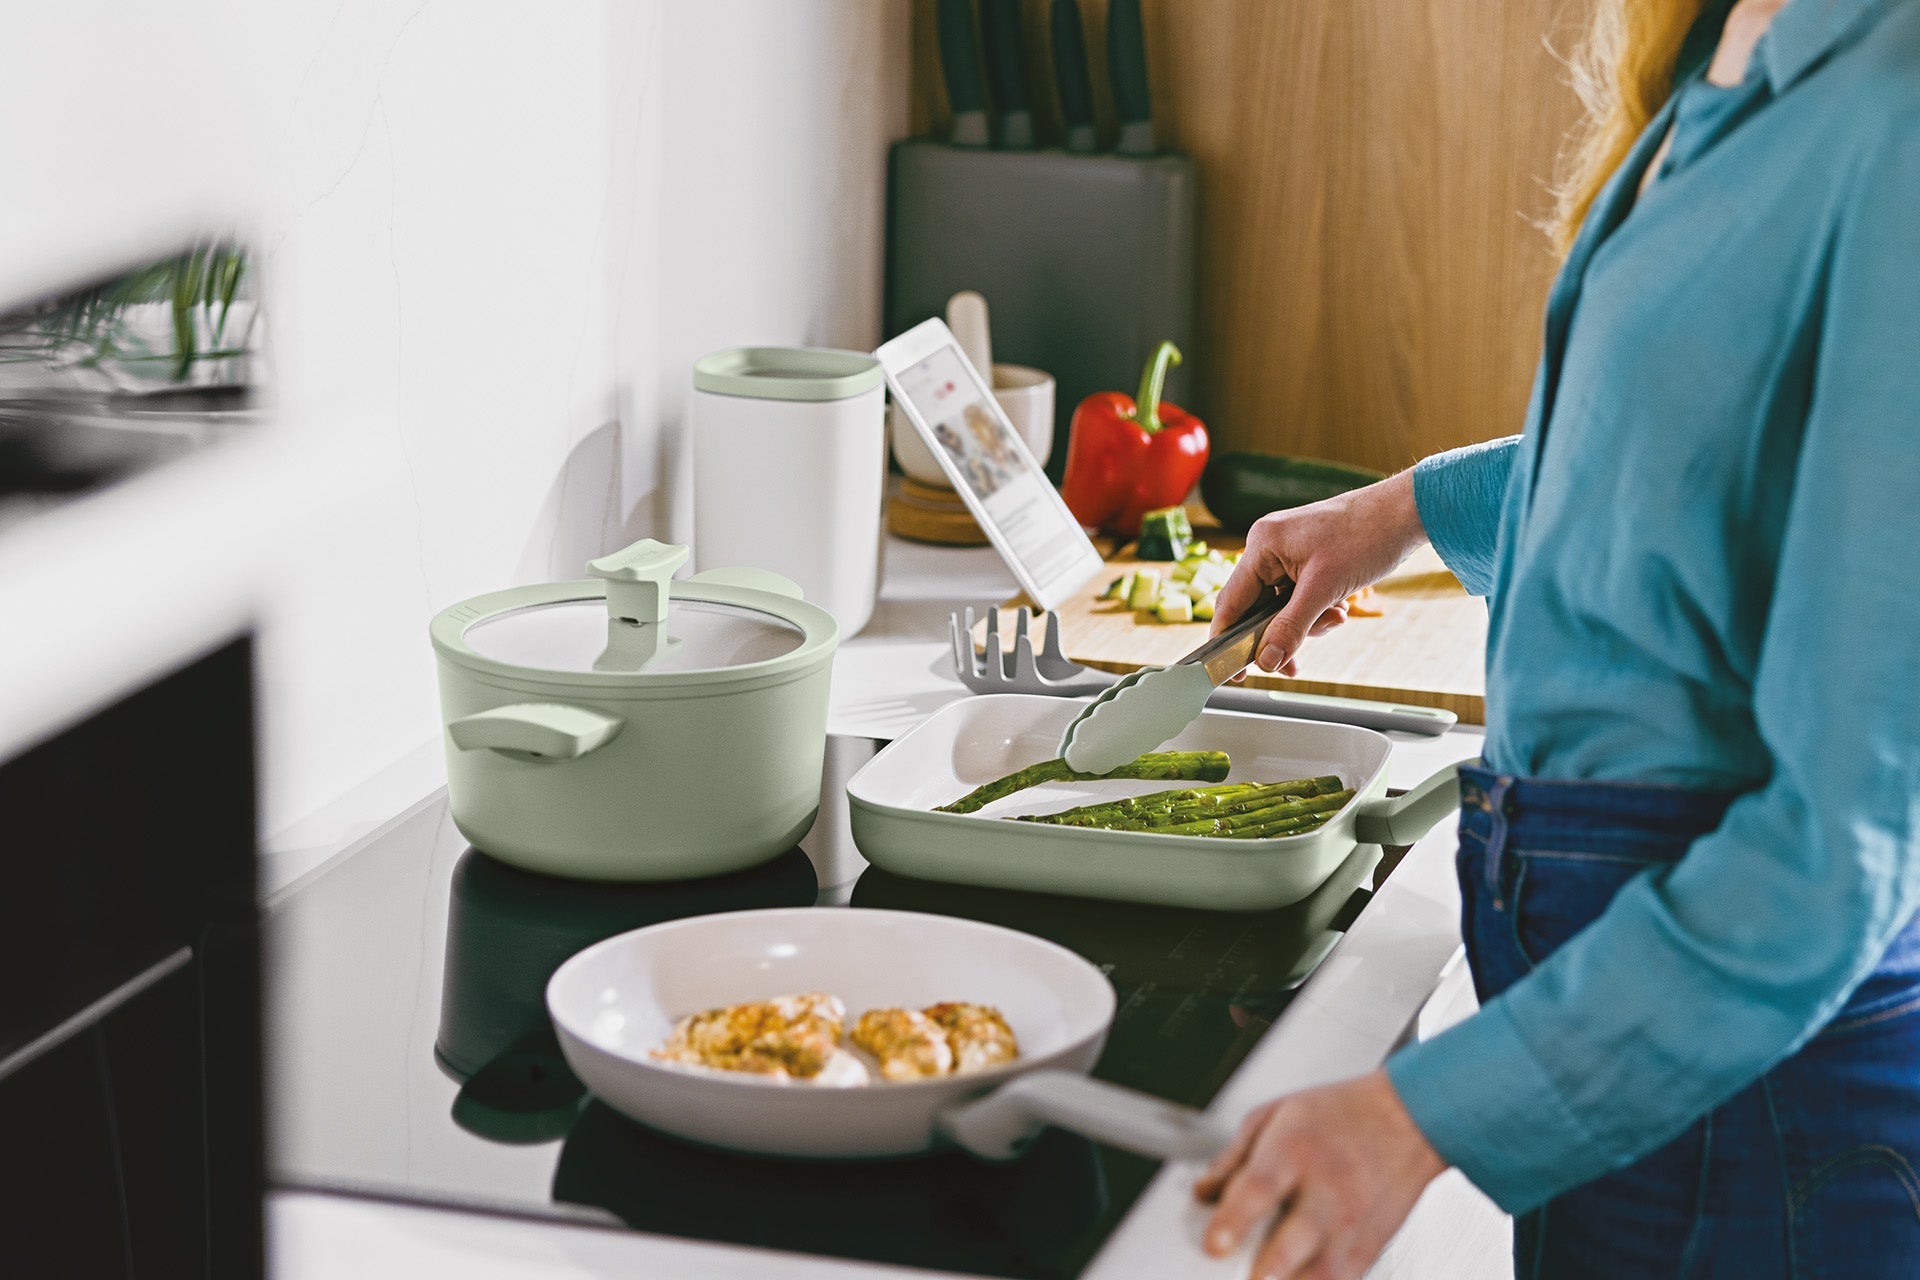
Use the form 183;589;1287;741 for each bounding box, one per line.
546;907;1236;1162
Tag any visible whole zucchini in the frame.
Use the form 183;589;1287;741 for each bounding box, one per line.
1201;452;1386;533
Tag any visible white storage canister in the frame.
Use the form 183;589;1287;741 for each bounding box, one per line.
692;348;887;637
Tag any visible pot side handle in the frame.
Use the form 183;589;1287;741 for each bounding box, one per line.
686;566;805;600
447;703;624;761
938;1069;1238;1163
1352;761;1462;846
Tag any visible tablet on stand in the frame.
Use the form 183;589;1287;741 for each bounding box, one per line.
877;318;1103;612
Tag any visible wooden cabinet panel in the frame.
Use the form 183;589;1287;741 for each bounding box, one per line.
909;0;1582;473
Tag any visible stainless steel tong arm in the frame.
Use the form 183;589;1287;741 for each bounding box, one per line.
1180;578;1295;685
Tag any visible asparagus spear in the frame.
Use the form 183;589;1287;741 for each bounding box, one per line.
1009;793;1351;840
1019;787;1319;829
1218;811;1338;840
1013;782;1262;823
1111;789;1354;836
1018;788;1351;836
1019;776;1344;827
937;750;1232;815
1021;775;1336;825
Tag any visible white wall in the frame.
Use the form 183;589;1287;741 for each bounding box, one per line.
250;1;911;839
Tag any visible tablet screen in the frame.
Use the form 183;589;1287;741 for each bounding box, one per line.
891;342;1097;605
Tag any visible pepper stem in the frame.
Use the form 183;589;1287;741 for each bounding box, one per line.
1132;340;1183;434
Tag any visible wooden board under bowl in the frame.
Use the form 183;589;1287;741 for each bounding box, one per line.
985;535;1487;724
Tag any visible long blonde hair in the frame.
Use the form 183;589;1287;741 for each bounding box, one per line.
1552;0;1707;255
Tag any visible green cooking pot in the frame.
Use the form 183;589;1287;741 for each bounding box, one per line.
429;539;838;881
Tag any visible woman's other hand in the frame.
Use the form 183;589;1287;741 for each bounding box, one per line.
1210;472;1426;675
1194;1070;1446;1280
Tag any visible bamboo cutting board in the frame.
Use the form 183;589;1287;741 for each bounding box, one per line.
992;536;1488;723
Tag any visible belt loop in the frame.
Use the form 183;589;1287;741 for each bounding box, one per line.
1484;775;1515;905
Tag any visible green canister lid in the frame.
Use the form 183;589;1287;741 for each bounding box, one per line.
692;347;884;402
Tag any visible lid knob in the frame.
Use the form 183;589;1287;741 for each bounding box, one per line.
586;539;689;624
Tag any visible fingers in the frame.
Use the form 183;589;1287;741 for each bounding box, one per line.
1229;610;1337;681
1210;553;1274;637
1251;1198;1325;1280
1202;1120;1301;1257
1306;605;1349;639
1254;575;1344;673
1191;1073;1442;1280
1193;1102;1274;1202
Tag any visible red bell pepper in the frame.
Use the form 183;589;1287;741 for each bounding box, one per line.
1059;341;1209;538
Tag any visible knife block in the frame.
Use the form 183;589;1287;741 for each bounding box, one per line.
885;139;1197;484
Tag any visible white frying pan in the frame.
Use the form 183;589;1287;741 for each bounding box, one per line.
545;907;1238;1161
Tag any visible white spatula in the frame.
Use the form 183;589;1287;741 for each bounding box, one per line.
1059;581;1294;773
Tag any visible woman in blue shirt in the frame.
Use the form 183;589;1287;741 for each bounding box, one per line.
1193;0;1920;1276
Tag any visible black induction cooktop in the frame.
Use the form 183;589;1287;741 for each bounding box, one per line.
262;734;1391;1279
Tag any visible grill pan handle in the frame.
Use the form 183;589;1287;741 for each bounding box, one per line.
1353;762;1462;846
938;1069;1239;1162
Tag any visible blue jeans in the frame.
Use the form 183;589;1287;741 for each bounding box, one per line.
1456;765;1920;1280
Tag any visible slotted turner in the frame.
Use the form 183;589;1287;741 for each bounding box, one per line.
948;606;1457;736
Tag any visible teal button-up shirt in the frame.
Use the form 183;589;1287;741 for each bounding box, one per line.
1385;0;1920;1212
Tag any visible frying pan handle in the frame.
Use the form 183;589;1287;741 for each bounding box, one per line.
939;1070;1238;1162
1352;762;1462;846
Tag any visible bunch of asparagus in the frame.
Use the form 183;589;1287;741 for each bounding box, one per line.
935;752;1352;840
1016;777;1352;839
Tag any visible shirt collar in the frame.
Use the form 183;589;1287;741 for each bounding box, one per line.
1760;0;1886;91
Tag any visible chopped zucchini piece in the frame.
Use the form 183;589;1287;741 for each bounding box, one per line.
1156;593;1194;624
1184;579;1211;602
1194;593;1217;622
1182;540;1209;560
1127;570;1161;611
1103;571;1136;601
1189;562;1231;595
1135;505;1194;561
1170;558;1200;583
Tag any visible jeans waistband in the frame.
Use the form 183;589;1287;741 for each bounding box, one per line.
1458;763;1742;864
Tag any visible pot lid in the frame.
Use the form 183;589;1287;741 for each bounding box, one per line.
463;597;804;675
432;539;838;687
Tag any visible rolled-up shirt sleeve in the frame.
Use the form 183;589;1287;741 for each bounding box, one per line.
1386;124;1920;1213
1411;437;1519;597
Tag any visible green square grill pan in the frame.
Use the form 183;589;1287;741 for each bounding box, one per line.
847;694;1460;912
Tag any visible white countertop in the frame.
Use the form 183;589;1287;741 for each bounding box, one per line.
269;535;1497;1279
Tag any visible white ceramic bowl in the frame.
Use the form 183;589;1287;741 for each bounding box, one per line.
891;361;1056;486
546;907;1116;1158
